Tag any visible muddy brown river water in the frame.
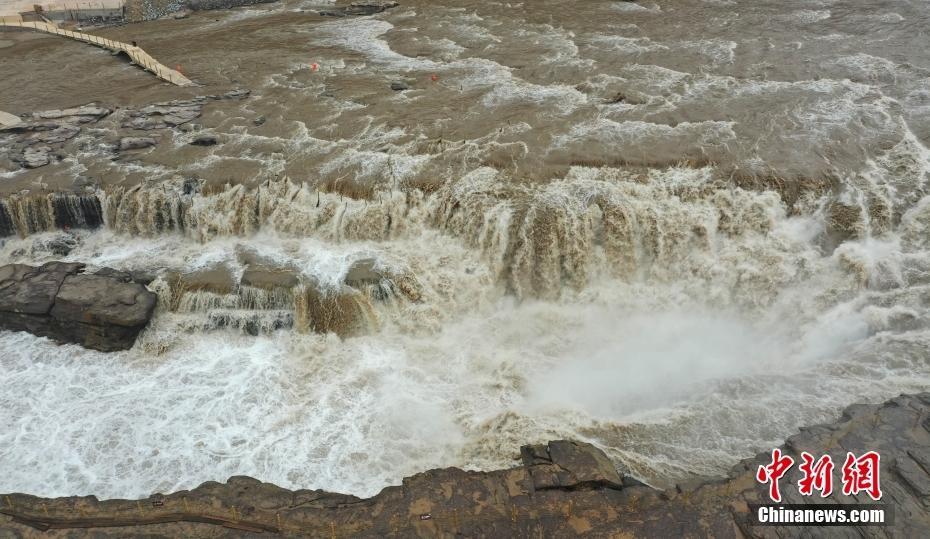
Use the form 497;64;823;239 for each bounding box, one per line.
1;0;929;501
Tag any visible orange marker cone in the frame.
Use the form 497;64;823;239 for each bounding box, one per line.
311;63;319;72
430;73;439;82
176;64;183;74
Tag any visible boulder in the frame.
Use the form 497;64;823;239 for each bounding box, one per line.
390;81;409;91
520;440;624;490
0;262;156;351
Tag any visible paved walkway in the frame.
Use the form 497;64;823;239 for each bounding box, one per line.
0;19;192;86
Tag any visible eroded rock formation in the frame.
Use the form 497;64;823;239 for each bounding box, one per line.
0;262;156;351
3;394;929;537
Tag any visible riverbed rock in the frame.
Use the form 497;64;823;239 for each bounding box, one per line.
320;0;399;17
190;133;218;146
0;262;156;351
4;393;930;536
31;124;81;144
118;136;157;151
343;257;382;287
122;99;204;130
34;106;111;122
240;266;300;290
31;233;79;256
21;145;51;168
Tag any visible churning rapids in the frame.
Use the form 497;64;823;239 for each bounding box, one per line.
2;0;930;501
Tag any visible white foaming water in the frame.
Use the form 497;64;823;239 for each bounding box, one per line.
2;268;924;498
4;0;930;503
3;161;930;497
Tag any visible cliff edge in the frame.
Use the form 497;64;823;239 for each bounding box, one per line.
2;393;930;537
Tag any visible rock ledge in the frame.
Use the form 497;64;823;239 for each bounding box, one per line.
0;262;156;351
3;394;930;536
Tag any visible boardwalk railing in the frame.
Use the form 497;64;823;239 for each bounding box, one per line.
0;19;192;86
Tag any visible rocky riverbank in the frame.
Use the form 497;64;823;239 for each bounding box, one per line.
0;261;156;351
2;393;928;537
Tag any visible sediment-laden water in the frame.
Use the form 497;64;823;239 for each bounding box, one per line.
1;0;929;499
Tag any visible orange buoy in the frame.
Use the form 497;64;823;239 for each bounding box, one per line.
176;64;183;74
311;63;319;72
430;73;439;82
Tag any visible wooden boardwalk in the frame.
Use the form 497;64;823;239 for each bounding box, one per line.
0;19;192;86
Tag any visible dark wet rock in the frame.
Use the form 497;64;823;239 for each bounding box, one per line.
4;393;930;536
253;116;266;126
0;262;82;315
0;262;156;351
320;0;399;17
21;145;51;168
390;80;409;91
190;133;219;146
118;136;157;151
